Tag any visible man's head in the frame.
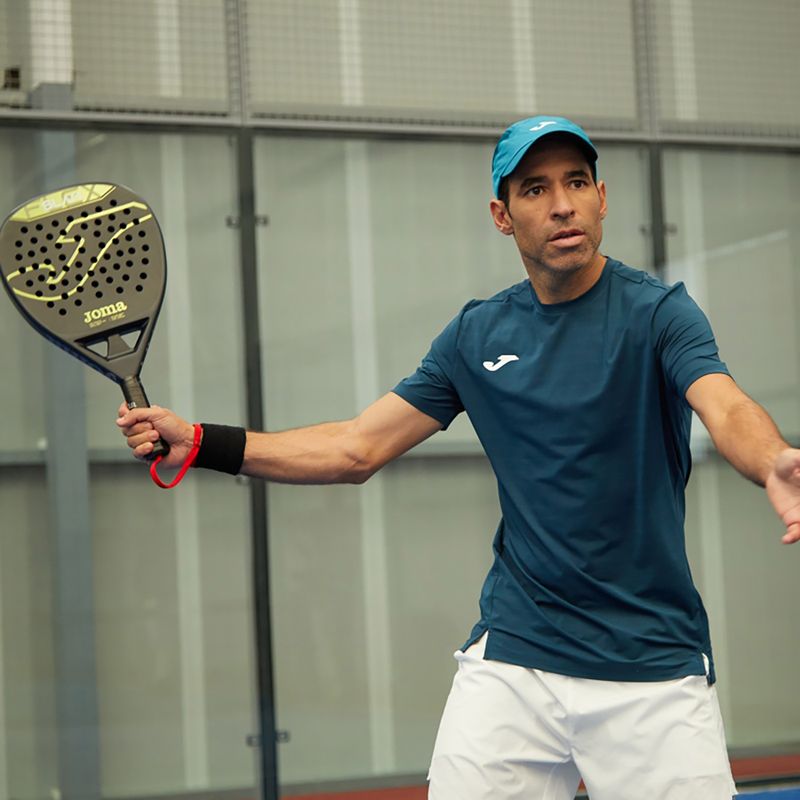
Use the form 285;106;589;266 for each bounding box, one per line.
489;115;607;284
492;116;598;201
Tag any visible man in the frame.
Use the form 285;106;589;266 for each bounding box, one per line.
118;116;800;799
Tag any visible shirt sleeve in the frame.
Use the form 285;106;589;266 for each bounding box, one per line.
652;282;731;398
392;308;466;430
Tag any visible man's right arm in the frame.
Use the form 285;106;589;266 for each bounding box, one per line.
241;392;441;483
117;392;443;484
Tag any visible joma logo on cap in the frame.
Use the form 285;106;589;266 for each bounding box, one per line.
530;120;557;132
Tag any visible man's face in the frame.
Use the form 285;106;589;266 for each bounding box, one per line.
490;137;607;277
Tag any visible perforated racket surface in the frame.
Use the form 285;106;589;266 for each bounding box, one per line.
0;182;169;458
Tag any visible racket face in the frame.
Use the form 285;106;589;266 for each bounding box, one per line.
0;183;166;385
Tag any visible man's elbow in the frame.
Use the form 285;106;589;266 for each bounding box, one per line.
339;426;381;484
345;451;381;484
348;466;373;485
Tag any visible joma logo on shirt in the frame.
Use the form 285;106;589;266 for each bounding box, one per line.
483;354;519;371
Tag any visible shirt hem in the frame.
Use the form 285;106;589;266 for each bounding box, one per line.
390;387;456;430
470;628;711;683
679;365;732;399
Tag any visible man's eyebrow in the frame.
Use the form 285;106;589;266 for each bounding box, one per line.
564;168;591;180
517;168;591;190
519;174;548;189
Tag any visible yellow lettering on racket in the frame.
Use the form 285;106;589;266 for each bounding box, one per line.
12;184;115;222
84;301;128;327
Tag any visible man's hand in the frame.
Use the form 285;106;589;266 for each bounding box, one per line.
765;448;800;544
116;403;196;468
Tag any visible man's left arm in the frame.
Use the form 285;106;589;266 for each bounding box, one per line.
686;373;800;544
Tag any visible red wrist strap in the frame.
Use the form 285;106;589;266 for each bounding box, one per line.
149;423;203;489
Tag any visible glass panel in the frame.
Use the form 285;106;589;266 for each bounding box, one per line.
0;128;256;799
255;134;651;788
1;128;247;450
382;456;498;773
91;466;255;795
0;130;46;452
0;467;53;799
663;148;800;440
70;132;248;449
665;147;800;752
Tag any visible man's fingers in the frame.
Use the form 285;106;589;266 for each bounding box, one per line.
781;520;800;544
116;406;158;430
120;421;155;438
133;441;155;460
114;404;190;469
126;429;160;451
116;404;162;424
781;522;800;544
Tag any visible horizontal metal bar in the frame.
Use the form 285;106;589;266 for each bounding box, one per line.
656;132;800;153
5;436;789;469
0;450;47;466
0;441;488;466
0;106;242;133
0;105;638;141
0;448;132;466
0;107;798;151
244;114;646;142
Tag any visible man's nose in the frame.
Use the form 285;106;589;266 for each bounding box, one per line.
549;187;575;219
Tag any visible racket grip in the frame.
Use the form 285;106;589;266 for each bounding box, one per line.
122;376;171;460
122;375;150;409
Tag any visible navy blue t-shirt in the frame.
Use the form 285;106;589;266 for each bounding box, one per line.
393;258;730;683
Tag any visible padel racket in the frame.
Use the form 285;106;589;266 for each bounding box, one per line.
0;182;169;459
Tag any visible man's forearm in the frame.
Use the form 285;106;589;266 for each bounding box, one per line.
206;392;441;484
240;419;372;485
709;397;789;486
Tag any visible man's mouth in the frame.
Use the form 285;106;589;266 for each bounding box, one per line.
549;228;585;246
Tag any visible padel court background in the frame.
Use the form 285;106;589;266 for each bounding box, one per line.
0;1;799;799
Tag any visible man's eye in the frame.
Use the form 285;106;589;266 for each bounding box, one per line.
570;179;587;189
526;186;543;196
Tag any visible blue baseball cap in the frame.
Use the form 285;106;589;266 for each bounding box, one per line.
492;115;598;198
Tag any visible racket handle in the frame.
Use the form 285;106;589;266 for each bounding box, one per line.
122;376;171;460
122;375;150;409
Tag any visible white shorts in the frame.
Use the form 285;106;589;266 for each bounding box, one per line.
428;633;737;800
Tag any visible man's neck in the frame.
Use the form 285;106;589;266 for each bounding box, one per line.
526;253;607;305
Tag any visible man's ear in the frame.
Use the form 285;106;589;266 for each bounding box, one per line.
489;198;514;236
597;179;607;220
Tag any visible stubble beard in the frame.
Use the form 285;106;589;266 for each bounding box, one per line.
518;226;603;283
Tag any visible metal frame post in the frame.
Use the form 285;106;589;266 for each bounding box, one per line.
237;127;279;800
29;80;102;800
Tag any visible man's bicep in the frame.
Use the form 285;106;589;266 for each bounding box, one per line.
685;372;745;432
355;391;443;469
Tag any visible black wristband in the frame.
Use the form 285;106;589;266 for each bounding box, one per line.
194;424;246;475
